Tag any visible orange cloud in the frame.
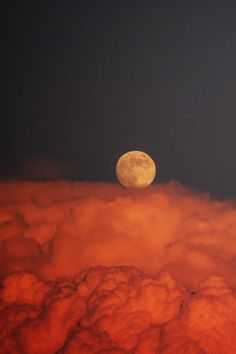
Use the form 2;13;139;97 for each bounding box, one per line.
0;181;236;353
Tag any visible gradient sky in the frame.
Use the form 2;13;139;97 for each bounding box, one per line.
2;1;236;198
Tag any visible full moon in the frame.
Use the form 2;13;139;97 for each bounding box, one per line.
116;151;156;188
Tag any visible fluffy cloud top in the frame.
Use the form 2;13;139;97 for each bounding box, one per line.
0;181;236;353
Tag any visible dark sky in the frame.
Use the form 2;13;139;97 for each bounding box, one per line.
2;1;236;198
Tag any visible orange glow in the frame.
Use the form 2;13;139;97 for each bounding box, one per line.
0;181;236;353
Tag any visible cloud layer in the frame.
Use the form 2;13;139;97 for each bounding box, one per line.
1;181;236;353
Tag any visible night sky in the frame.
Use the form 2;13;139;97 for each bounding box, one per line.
2;1;236;198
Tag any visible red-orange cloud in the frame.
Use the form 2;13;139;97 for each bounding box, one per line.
0;181;236;353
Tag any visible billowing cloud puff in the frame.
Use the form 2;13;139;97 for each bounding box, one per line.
0;181;236;353
1;267;236;353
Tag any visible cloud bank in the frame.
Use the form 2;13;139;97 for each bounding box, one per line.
0;181;236;353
